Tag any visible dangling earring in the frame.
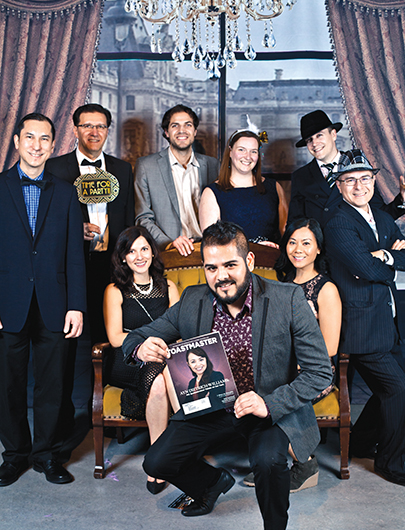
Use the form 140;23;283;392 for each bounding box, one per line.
123;259;126;263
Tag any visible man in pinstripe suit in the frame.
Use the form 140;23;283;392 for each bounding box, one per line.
325;149;405;486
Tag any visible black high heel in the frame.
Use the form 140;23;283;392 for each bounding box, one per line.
146;478;167;495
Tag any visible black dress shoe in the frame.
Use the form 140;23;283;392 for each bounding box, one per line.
146;479;168;495
182;468;235;517
33;460;73;484
0;460;29;487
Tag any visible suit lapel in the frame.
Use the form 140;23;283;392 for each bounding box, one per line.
158;149;181;219
6;166;33;240
373;207;391;248
251;275;266;383
66;151;81;182
195;153;207;188
340;201;380;248
34;171;54;243
68;151;90;222
309;159;340;205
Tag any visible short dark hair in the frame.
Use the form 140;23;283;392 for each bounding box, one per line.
161;105;199;140
15;113;55;141
73;104;112;127
110;226;167;294
201;221;249;261
275;218;327;282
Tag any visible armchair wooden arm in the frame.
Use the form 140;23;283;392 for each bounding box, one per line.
91;342;147;479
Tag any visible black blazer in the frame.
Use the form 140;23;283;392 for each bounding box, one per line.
325;201;405;354
0;164;86;333
288;158;404;227
46;151;135;254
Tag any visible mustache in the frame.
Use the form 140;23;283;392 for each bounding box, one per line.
215;280;235;289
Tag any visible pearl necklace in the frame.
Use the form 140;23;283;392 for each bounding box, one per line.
133;277;153;296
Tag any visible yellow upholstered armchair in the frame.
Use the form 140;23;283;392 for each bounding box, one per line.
91;242;350;479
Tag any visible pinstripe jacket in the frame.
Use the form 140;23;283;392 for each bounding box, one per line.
325;201;405;354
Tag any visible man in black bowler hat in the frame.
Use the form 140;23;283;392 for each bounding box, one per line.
287;109;405;227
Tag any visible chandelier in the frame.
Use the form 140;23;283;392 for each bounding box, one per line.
124;0;298;78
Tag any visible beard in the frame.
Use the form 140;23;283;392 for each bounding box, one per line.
169;137;194;152
209;267;251;306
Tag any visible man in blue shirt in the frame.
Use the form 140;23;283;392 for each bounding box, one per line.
0;114;86;487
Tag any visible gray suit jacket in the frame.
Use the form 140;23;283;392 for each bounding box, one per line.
134;148;219;248
122;274;332;461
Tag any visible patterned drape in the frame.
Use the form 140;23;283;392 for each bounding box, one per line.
0;0;104;171
326;0;405;202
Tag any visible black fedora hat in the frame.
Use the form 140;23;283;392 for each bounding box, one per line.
296;110;343;148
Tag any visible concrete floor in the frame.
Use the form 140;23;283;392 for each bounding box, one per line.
1;405;404;530
2;341;404;530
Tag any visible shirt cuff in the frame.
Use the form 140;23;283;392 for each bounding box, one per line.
131;343;143;364
383;250;394;266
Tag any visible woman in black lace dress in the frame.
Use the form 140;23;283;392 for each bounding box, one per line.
274;217;342;493
103;226;179;494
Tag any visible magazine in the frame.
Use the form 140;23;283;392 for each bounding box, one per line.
166;332;239;419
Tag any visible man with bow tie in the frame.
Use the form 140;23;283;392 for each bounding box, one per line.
0;113;86;486
287;110;405;228
46;104;135;345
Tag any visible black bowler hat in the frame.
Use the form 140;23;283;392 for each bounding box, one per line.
296;110;343;148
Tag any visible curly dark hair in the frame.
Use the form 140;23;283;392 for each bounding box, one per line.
110;226;167;294
275;218;328;282
186;347;213;387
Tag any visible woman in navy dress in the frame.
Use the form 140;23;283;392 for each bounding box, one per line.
199;130;287;247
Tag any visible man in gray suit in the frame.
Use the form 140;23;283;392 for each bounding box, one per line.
122;221;331;529
134;105;219;256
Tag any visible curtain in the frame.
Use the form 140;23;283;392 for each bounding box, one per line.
326;0;405;202
0;0;104;171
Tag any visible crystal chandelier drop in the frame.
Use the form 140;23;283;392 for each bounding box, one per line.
124;0;298;78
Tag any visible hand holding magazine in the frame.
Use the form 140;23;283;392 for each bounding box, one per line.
166;332;239;419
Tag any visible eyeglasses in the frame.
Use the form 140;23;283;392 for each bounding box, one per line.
338;175;374;187
77;124;108;131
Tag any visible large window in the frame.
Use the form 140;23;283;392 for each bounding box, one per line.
93;0;350;175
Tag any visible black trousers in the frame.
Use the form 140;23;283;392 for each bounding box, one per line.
144;410;290;530
0;293;70;464
350;351;405;475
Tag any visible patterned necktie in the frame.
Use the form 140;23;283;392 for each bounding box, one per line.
81;159;102;168
20;175;46;189
322;163;337;188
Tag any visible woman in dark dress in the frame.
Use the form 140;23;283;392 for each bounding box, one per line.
199;130;287;246
103;226;179;494
275;217;342;492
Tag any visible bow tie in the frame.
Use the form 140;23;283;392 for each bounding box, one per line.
21;176;46;189
81;159;102;168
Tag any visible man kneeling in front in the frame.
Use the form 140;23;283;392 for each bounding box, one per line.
122;221;331;530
